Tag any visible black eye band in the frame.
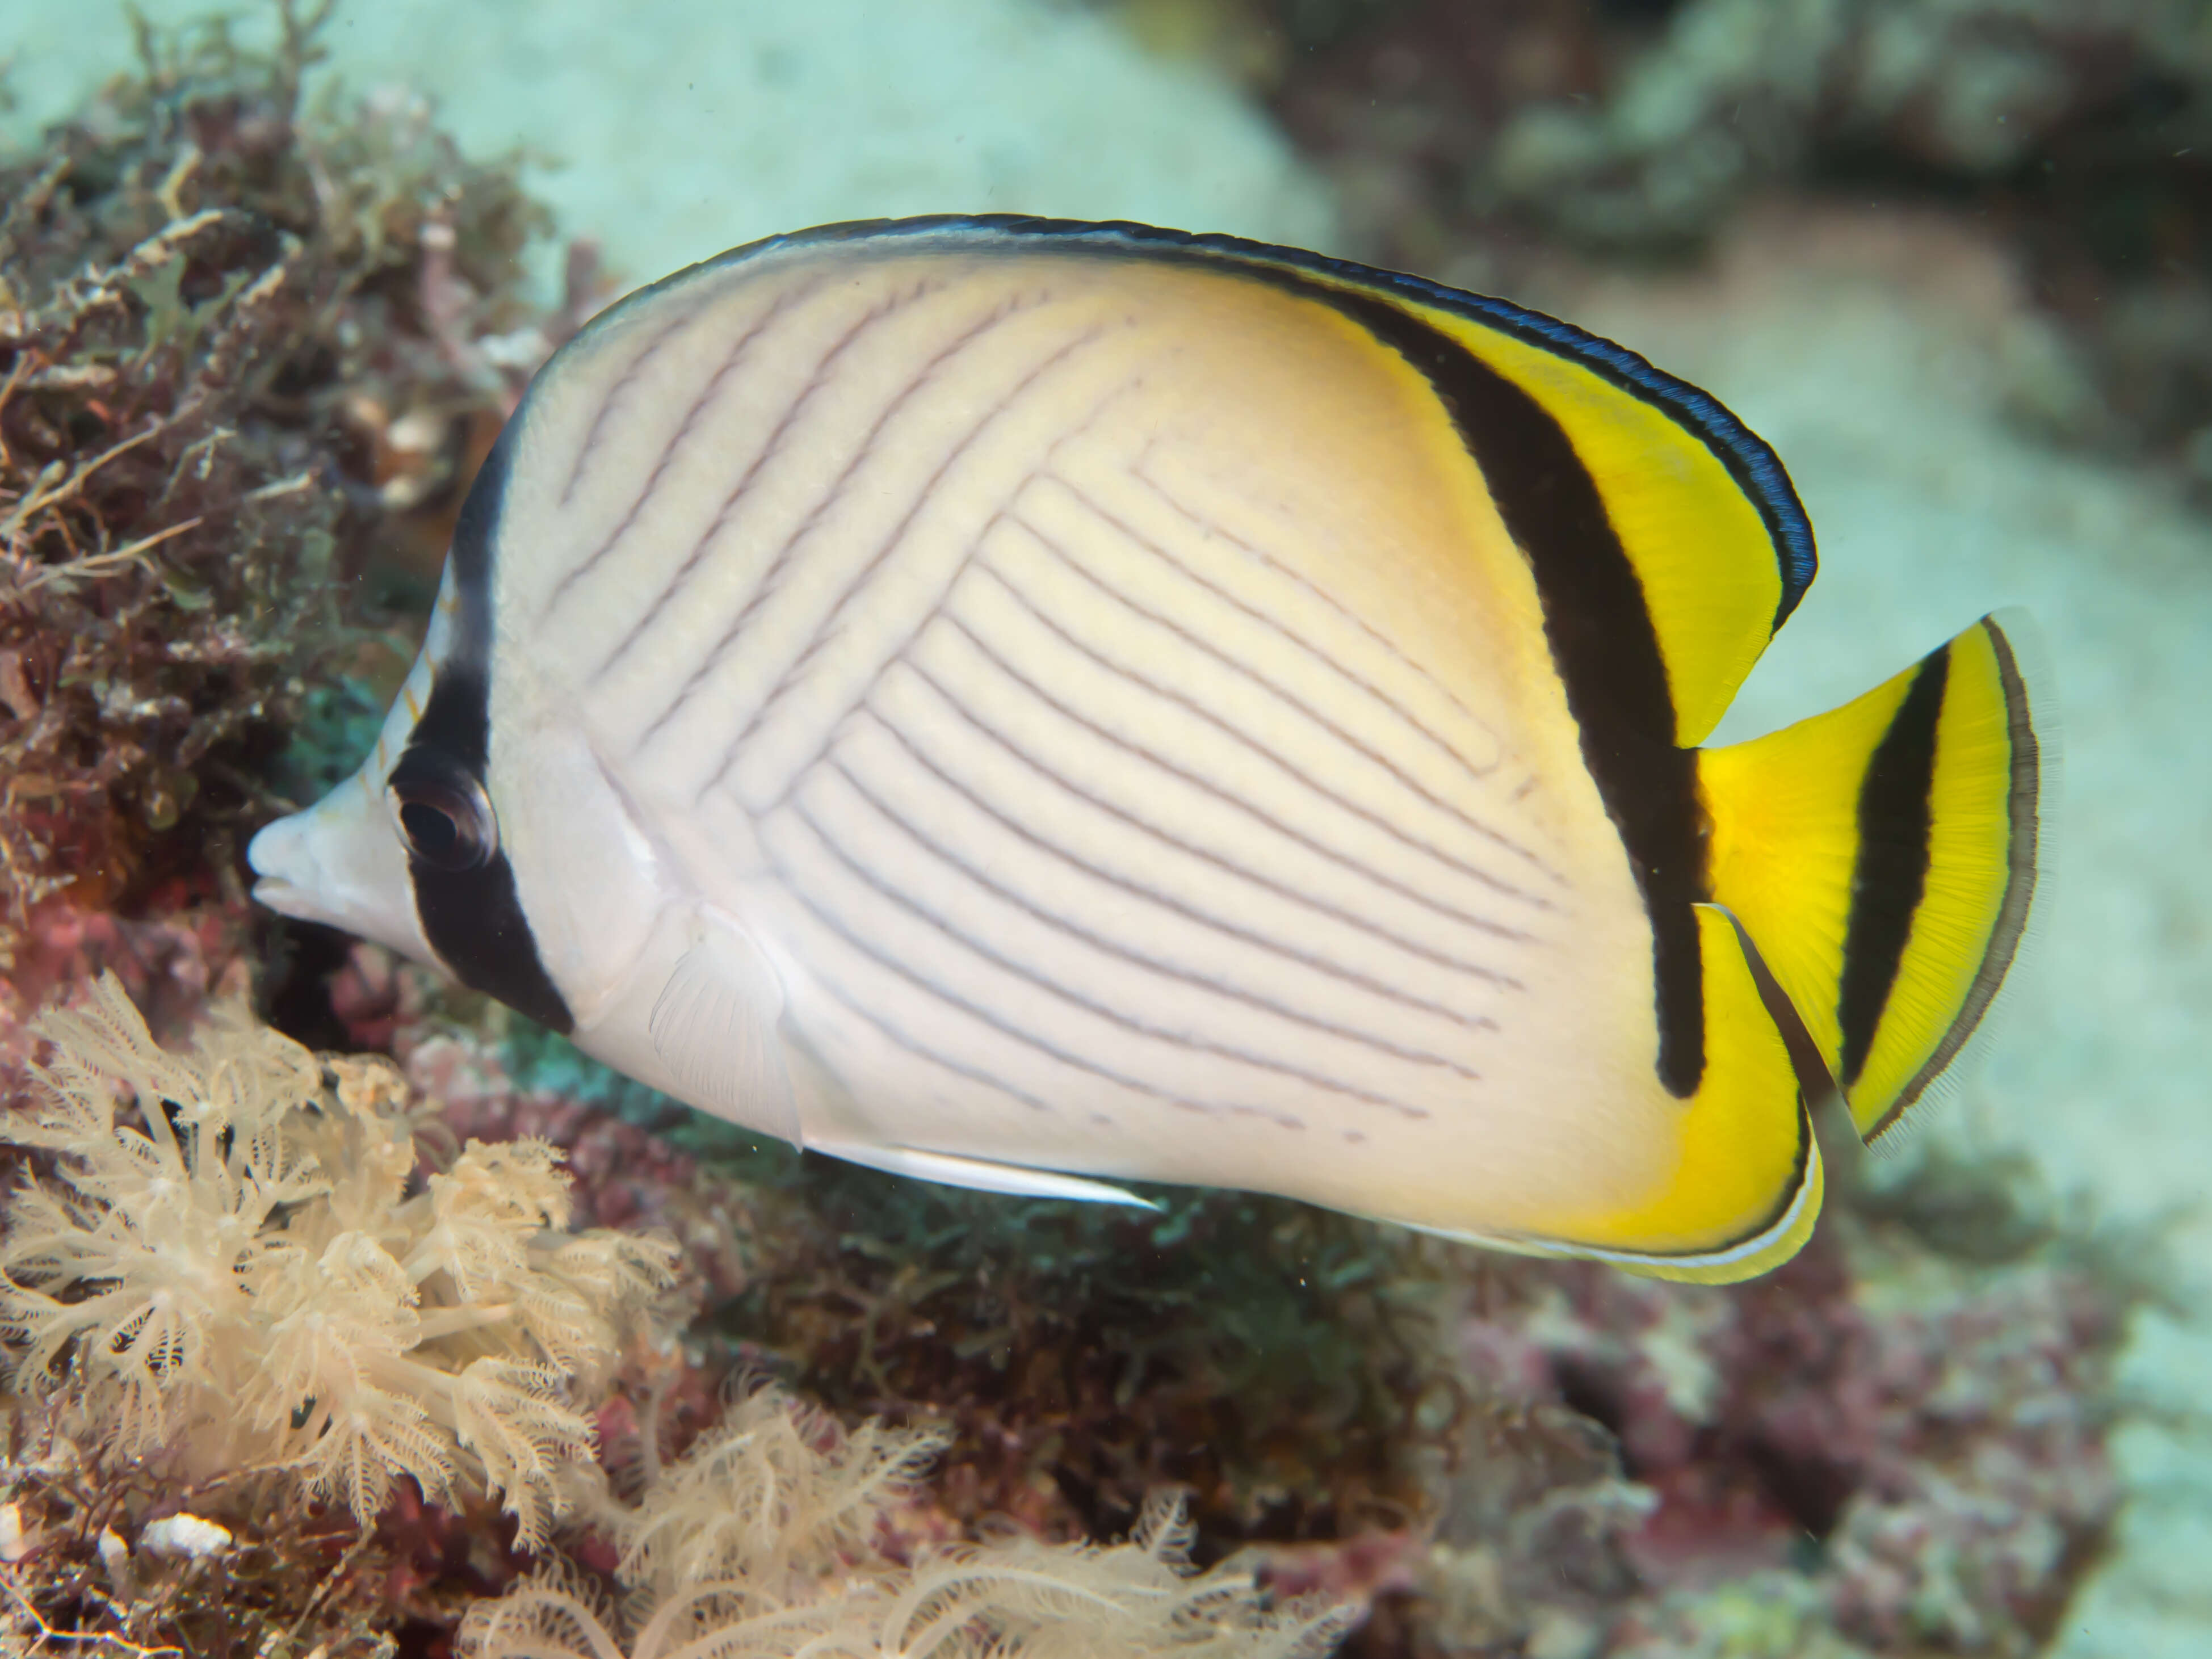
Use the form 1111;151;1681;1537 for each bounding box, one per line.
387;745;498;872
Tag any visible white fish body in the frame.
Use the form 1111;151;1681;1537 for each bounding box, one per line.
250;219;2048;1281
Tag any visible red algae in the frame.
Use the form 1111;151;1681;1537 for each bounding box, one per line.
0;0;587;1006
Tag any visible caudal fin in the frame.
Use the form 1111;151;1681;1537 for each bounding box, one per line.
1697;611;2050;1143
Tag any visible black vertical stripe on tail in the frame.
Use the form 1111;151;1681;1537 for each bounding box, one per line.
1871;619;2042;1135
1305;288;1710;1098
1837;647;1950;1090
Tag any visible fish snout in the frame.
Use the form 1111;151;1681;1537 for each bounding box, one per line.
246;810;323;913
246;783;434;967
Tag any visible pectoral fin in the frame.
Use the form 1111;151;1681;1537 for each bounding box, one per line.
648;907;801;1148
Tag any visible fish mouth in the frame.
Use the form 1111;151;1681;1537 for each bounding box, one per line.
248;871;314;921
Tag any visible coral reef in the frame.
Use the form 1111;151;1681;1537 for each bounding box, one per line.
467;1395;1349;1659
0;0;592;1014
0;879;255;1070
276;946;2148;1659
0;974;675;1650
1266;1146;2134;1659
733;1165;1467;1555
1473;2;2212;246
0;974;678;1543
763;1145;2139;1659
0;977;1345;1658
0;6;2164;1654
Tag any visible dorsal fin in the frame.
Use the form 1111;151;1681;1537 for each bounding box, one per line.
1161;229;1814;747
1391;293;1811;746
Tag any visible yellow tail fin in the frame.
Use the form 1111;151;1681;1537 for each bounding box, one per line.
1696;612;2049;1142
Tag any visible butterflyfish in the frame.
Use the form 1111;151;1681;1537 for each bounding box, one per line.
249;217;2049;1282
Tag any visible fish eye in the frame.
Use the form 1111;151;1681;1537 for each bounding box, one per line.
385;749;498;872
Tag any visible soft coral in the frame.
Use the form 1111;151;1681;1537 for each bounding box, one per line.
0;972;678;1548
465;1389;1353;1659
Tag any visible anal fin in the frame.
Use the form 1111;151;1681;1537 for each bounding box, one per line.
648;908;801;1149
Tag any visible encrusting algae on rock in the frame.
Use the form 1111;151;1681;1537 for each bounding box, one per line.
0;0;599;1032
295;942;2151;1659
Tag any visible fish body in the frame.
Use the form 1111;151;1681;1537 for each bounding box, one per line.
250;218;2047;1280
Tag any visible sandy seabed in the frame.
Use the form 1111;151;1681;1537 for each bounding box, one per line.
5;3;2208;1653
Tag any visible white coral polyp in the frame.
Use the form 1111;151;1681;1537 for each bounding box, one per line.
0;972;678;1549
461;1391;1355;1659
138;1513;233;1561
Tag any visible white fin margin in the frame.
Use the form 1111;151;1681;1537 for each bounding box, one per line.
808;1138;1157;1208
